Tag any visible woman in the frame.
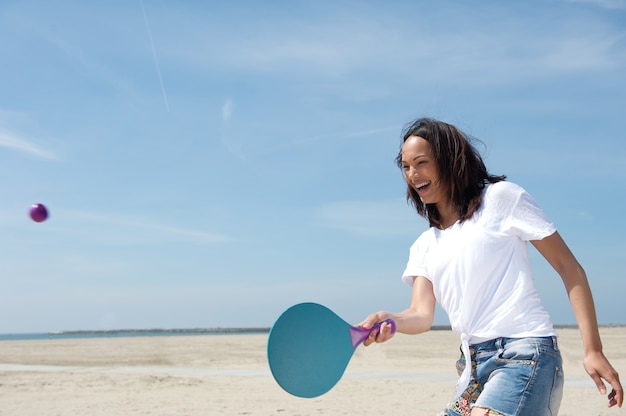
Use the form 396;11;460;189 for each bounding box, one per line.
359;118;622;415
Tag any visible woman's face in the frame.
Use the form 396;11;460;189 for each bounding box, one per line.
400;135;446;206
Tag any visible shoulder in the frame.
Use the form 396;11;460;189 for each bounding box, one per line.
483;181;528;207
410;227;436;250
485;181;525;198
485;181;555;237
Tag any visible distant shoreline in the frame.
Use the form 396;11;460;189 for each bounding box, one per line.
53;327;272;335
0;324;626;341
0;328;271;341
45;323;625;335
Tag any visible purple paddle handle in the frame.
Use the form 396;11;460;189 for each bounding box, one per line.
348;319;396;348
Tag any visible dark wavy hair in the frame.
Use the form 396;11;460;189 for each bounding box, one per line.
395;117;506;228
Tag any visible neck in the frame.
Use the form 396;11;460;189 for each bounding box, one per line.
436;203;459;230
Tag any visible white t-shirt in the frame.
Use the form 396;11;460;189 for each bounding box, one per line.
401;181;557;397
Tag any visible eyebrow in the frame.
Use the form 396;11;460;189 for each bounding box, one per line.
401;154;429;163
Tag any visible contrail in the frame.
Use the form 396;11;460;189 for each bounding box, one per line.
139;0;170;112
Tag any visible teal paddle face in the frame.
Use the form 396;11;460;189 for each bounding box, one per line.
267;303;354;398
267;302;395;398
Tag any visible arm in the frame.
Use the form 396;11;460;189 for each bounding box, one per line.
359;276;436;346
532;231;623;408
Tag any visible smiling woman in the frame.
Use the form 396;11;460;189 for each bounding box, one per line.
358;117;623;415
0;0;624;386
396;118;506;231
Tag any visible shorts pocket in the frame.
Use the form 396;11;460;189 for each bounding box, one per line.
495;340;538;365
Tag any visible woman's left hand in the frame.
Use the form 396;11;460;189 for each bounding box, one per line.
583;350;623;408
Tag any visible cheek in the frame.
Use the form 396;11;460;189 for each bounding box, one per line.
427;168;440;183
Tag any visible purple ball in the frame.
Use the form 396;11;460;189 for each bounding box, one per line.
29;203;49;222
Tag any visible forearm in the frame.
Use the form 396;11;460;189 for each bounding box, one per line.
534;233;622;406
533;233;603;353
392;275;436;335
389;308;433;335
564;263;603;353
360;276;435;345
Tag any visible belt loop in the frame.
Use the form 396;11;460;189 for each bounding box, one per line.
495;337;503;350
551;336;559;351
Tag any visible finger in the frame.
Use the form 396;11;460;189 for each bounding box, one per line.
608;389;617;407
358;313;385;330
602;372;623;407
362;327;379;346
610;387;623;408
372;323;386;342
589;373;607;395
382;322;394;337
364;322;386;344
376;322;394;342
357;317;375;330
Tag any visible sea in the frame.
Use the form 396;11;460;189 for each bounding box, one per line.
0;328;271;341
0;324;592;342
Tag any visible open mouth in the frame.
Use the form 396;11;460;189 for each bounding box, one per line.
414;181;431;192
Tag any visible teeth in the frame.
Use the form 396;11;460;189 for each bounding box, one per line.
414;181;430;190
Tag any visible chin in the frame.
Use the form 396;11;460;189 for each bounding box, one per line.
419;195;434;204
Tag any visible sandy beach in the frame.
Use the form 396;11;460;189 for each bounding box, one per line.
1;327;624;415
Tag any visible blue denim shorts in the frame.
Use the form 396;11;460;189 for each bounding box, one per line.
442;337;564;416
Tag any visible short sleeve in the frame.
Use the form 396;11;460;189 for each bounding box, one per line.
500;183;556;241
401;232;431;286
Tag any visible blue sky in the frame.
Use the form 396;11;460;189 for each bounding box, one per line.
1;0;624;333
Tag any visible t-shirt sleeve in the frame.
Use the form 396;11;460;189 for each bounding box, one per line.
501;182;556;241
401;234;430;286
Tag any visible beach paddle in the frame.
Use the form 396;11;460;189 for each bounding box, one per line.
267;302;396;398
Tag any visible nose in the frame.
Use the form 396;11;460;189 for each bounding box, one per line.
407;166;419;180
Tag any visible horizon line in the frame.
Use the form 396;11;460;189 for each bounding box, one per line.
3;323;626;337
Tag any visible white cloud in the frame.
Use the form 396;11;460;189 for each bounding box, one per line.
154;4;626;90
541;34;623;71
221;98;235;124
219;98;247;160
0;129;57;160
60;210;235;244
255;125;399;155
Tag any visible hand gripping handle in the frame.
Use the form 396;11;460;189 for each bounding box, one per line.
348;319;396;348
